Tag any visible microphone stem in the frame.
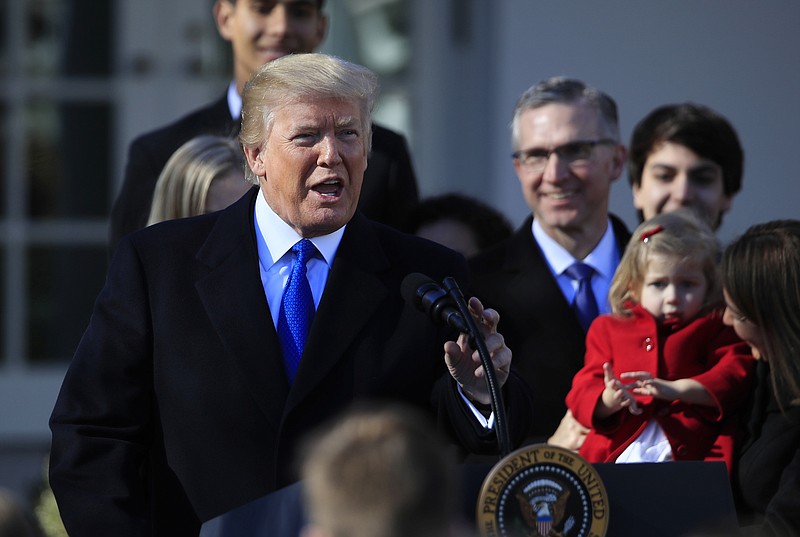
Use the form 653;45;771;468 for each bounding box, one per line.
442;277;512;458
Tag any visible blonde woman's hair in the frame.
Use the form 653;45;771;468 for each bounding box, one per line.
609;209;720;315
239;53;378;185
147;135;244;225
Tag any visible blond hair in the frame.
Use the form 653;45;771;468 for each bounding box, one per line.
301;405;458;537
609;209;720;315
239;53;378;185
147;135;244;225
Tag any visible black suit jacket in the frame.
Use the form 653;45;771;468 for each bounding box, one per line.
468;214;631;441
734;361;800;536
109;93;418;249
51;188;530;536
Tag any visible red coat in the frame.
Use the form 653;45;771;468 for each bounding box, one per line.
566;304;755;471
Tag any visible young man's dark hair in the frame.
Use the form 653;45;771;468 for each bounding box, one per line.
628;103;744;227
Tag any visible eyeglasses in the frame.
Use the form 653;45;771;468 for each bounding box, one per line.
512;139;617;172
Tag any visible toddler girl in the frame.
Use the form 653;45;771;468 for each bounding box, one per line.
566;210;754;470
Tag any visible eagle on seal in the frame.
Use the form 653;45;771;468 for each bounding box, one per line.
516;487;570;537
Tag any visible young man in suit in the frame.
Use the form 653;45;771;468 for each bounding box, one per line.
50;53;529;537
469;77;630;445
109;0;418;249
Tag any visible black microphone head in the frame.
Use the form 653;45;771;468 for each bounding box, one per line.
401;272;469;332
400;273;436;307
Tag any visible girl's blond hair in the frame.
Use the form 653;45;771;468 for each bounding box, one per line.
609;209;720;315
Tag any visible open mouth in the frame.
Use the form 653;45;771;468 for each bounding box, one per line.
312;179;343;199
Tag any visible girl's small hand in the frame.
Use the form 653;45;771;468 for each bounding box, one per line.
599;362;641;416
620;372;676;401
620;375;714;405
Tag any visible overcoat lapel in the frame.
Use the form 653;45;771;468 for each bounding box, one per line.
288;214;390;408
194;196;395;424
194;189;289;430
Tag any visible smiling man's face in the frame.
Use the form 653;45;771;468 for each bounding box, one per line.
514;102;624;240
215;0;327;92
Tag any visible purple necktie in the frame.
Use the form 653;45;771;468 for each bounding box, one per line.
277;239;316;382
565;262;599;332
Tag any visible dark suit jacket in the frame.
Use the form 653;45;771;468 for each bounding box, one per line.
468;214;631;442
109;93;418;249
735;361;800;537
50;188;530;536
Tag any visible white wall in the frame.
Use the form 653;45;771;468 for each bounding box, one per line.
483;0;800;245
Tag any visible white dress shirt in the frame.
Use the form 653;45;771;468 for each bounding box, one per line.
227;81;242;120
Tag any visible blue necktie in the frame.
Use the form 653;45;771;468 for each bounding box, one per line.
277;239;316;383
565;262;599;332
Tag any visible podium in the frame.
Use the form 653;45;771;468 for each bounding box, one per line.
200;461;740;537
594;462;741;537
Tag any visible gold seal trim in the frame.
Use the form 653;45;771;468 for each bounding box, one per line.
476;444;609;537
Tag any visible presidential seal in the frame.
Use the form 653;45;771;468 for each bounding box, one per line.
476;444;609;537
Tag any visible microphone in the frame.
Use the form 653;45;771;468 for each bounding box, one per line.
401;272;513;457
400;273;470;334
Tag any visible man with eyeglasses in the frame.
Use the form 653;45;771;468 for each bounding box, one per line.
469;77;631;446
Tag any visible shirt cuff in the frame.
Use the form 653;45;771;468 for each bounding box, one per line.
458;385;495;429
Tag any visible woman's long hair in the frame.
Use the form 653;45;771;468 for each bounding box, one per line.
722;219;800;406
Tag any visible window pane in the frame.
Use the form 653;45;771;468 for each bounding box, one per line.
27;245;107;363
25;0;65;76
0;3;7;77
26;0;113;77
0;102;6;218
26;100;112;219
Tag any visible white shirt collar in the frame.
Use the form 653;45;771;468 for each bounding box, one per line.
532;218;618;280
227;81;242;120
253;190;344;270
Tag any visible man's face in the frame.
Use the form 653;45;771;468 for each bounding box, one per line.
215;0;327;91
633;142;731;230
513;103;625;239
244;98;368;237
